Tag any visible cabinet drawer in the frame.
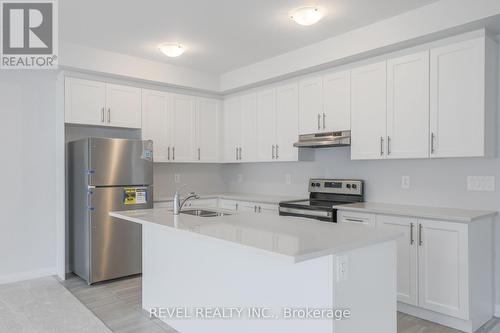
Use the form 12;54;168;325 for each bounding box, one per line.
184;198;218;208
218;199;242;211
337;211;376;227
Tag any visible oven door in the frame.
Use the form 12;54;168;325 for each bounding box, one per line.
279;205;335;222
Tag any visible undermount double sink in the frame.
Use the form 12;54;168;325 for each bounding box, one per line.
181;209;232;217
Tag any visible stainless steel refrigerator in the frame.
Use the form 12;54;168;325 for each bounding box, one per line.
69;138;153;284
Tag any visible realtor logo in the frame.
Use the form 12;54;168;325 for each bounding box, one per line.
1;0;58;69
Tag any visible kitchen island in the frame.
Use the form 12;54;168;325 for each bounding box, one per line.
110;208;402;333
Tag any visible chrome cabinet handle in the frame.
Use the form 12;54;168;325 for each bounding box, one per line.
317;114;321;130
235;147;238;160
107;108;111;123
258;206;261;213
101;107;105;123
322;113;326;130
172;147;175;160
276;145;279;159
198;148;200;161
239;147;242;160
431;133;435;154
387;136;391;155
418;224;423;246
410;222;414;245
380;137;384;156
272;145;275;159
235;203;238;211
254;205;257;213
168;147;170;160
344;218;365;223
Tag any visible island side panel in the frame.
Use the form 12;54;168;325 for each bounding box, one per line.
142;222;335;333
333;240;397;333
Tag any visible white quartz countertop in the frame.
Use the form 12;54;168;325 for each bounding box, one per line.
110;208;401;263
154;192;304;204
333;202;497;223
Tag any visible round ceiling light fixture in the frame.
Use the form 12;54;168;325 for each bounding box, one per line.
158;43;186;57
290;6;323;26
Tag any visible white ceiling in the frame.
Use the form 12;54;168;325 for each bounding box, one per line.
60;0;440;74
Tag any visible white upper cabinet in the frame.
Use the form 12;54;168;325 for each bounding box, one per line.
65;78;141;129
323;71;351;132
65;78;106;126
141;89;171;162
171;94;196;162
386;51;430;159
275;83;299;161
105;83;142;128
299;76;323;134
350;61;388;160
196;98;220;162
223;97;242;163
240;94;258;162
256;88;277;161
430;37;493;158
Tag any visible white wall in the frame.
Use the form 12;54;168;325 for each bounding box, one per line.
0;71;58;283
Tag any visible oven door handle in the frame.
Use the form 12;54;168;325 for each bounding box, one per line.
279;207;332;218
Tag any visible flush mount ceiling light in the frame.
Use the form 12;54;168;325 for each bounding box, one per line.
158;43;186;57
290;6;323;26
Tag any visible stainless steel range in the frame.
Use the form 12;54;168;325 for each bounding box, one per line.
279;179;364;222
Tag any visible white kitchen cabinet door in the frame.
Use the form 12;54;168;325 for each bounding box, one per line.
276;83;299;161
387;51;430;159
429;38;485;158
377;215;418;306
218;199;241;211
171;94;196;162
417;219;468;319
197;98;220;162
141;90;171;162
323;71;351;132
256;88;277;162
299;76;323;134
240;93;258;162
223;97;242;163
65;78;106;126
105;83;142;128
350;61;387;160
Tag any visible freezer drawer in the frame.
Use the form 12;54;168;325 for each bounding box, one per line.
88;186;152;284
89;138;153;186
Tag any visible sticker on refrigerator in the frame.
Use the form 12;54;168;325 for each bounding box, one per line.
124;188;147;205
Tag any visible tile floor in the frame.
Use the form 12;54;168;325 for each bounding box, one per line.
1;274;499;332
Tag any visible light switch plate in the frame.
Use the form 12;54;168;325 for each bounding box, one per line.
467;176;495;191
401;176;410;189
174;174;180;184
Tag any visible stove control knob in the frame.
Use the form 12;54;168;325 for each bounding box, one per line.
315;183;321;187
352;184;357;189
311;183;316;187
346;184;351;189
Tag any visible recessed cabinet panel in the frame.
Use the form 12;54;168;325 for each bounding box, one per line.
256;89;277;162
197;98;220;162
430;38;486;158
299;76;323;134
141;90;171;162
171;94;196;162
276;83;299;161
65;78;106;126
323;71;351;132
105;83;142;128
387;52;430;159
350;61;387;160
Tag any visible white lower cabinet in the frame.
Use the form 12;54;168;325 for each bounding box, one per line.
337;209;493;331
218;199;278;215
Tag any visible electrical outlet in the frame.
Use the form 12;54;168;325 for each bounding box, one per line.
336;255;349;282
401;176;410;189
467;176;495;191
285;174;292;185
237;174;243;183
174;174;180;184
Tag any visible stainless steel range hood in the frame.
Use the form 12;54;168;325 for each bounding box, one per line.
293;131;351;148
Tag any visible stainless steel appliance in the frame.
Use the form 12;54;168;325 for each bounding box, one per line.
293;131;351;148
69;138;153;284
279;179;363;222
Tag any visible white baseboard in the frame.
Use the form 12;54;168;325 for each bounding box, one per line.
0;267;57;285
495;304;500;317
